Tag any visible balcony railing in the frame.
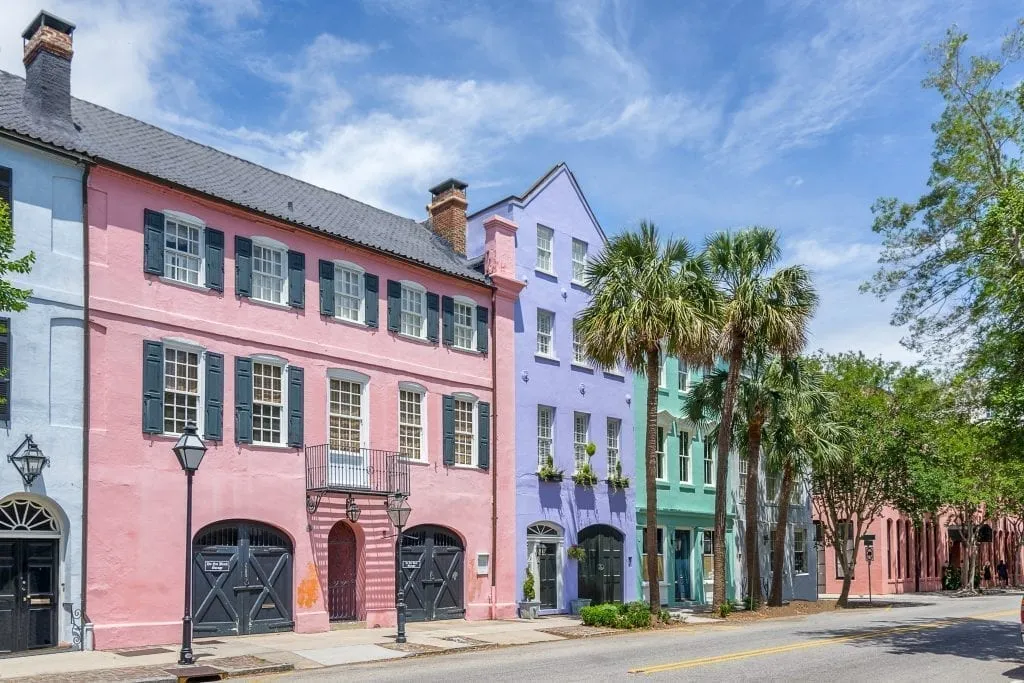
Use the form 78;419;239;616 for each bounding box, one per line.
305;445;411;497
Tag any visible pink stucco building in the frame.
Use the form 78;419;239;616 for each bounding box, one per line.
81;141;520;645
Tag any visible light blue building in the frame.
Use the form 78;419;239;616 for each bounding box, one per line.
0;11;87;654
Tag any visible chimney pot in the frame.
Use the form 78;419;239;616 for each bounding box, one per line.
22;11;76;128
427;178;469;256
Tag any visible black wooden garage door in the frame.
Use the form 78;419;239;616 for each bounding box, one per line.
192;521;293;637
400;526;464;622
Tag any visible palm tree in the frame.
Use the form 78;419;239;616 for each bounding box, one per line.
704;228;818;610
577;221;719;612
763;359;849;606
685;348;788;609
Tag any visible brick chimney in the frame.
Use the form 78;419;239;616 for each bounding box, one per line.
427;179;468;256
22;11;76;128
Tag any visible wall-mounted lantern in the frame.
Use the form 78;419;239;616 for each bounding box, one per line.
8;435;48;487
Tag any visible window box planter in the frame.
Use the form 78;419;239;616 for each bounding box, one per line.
537;455;564;483
607;476;630;491
572;469;600;487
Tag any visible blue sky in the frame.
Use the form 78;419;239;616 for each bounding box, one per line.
2;0;1017;362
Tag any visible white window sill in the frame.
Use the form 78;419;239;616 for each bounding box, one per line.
331;315;367;329
534;268;557;278
535;353;559;362
570;279;587;288
249;442;295;450
450;463;480;470
149;432;183;442
402;458;430;467
571;362;593;371
247;297;291;311
604;369;625;378
397;332;435;345
704;485;717;490
450;344;481;355
158;276;211;293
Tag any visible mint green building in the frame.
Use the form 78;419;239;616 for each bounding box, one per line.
634;356;739;605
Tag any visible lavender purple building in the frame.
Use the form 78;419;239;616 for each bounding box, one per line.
468;164;637;613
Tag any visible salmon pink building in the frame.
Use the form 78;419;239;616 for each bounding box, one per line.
2;16;522;647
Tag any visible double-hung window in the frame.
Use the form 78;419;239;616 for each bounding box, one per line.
571;238;587;283
163;346;200;434
606;418;621;474
572;319;587;365
703;435;715;487
573;412;590;471
399;387;424;461
252;361;284;444
658;346;667;388
453;398;475;465
537;405;554;469
252;242;286;304
677;358;688;391
536;309;554;357
790;480;802;506
401;283;427;338
703;530;714;556
641;527;665;582
329;377;363;453
536;225;554;273
679;431;691;484
657;426;666;480
454;299;475;350
767;470;780;502
738;453;748;503
164;216;203;286
794;528;807;573
335;263;364;323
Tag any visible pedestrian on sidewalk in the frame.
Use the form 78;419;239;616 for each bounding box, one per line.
983;563;992;588
997;560;1008;588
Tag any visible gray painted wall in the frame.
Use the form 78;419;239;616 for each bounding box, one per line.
0;138;85;648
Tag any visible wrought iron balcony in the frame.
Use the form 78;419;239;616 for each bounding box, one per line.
305;444;411;498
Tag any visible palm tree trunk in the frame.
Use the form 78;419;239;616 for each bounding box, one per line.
768;461;795;606
744;407;764;608
645;347;662;612
713;337;744;610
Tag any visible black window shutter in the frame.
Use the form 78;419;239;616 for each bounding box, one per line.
287;366;304;447
386;280;402;332
205;228;224;291
477;401;490;470
0;318;10;422
442;395;455;466
204;352;224;440
441;296;455;346
288;250;305;308
142;340;164;433
0;166;11;207
426;292;440;343
143;209;165;275
364;273;379;328
319;259;335;316
235;236;252;297
235;357;253;443
476;305;489;354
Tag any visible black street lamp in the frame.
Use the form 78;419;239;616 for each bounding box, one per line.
173;422;207;666
386;493;412;644
8;435;48;487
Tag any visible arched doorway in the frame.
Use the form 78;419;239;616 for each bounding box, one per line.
192;520;293;637
328;522;357;621
400;525;464;621
577;525;623;605
0;496;61;653
526;523;563;610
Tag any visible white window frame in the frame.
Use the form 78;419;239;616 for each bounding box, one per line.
537;405;555;470
161;340;204;436
641;526;667;587
677;358;689;392
334;260;365;324
398;381;427;462
679;430;691;484
453;296;477;351
536;309;555;358
738;453;748;504
794;528;808;574
536;224;554;274
162;210;205;287
790;479;802;506
526;522;564;611
703;436;715;488
327;368;370;453
572;318;588;366
400;280;428;339
251;356;287;446
606;418;621;475
571;238;587;283
452;392;478;467
250;236;289;305
658;345;667;388
573;411;590;472
767;470;780;502
656;426;667;481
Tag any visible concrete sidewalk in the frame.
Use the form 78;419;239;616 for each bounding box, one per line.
1;617;587;681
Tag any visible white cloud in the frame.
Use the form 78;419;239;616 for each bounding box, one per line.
788;238;878;272
193;0;261;28
785;175;804;187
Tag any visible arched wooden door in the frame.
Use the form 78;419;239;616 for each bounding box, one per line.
192;521;293;637
0;497;60;653
577;525;624;604
400;525;464;621
328;522;357;621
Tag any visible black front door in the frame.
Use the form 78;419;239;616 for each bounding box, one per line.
0;539;58;653
193;521;293;637
577;525;624;604
537;541;558;609
400;526;464;622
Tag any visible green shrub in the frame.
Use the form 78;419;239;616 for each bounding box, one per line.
658;609;672;624
580;603;619;627
522;567;536;602
617;601;652;629
717;601;733;618
942;565;962;591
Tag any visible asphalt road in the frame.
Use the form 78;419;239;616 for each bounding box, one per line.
271;594;1024;682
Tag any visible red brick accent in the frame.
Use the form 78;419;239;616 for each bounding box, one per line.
427;187;468;256
24;25;74;65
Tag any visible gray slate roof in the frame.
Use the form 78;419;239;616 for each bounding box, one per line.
0;70;486;284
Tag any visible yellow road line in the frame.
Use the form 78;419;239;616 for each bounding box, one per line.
630;609;1016;675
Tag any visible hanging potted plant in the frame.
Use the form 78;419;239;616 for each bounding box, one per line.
572;443;600;487
537;455;564;483
607;461;630;491
518;567;540;619
567;544;586;561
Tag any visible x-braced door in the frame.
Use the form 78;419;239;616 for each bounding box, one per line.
400;526;464;622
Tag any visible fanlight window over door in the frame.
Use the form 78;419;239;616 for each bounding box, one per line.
0;498;59;534
527;523;561;538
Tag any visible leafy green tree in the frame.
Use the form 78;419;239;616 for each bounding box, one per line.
704;228;817;610
577;221;719;612
0;197;34;312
